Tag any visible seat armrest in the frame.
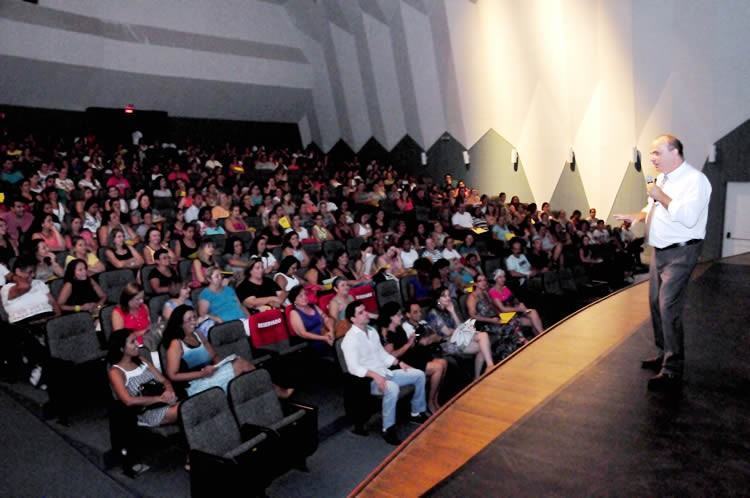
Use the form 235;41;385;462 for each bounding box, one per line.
240;422;280;441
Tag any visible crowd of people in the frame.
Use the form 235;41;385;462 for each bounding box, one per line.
0;123;645;452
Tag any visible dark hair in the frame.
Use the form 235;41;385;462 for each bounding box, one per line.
278;255;299;275
119;282;143;309
63;258;87;282
344;300;364;322
13;254;36;272
226;236;244;255
378;301;402;328
107;328;139;365
287;284;305;305
660;134;684;157
249;234;269;257
161;304;194;349
332;276;347;290
154;248;168;261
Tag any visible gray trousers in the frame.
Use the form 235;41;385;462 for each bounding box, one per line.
648;242;702;377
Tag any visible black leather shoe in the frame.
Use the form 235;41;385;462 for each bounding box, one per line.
647;372;682;392
351;425;368;437
409;412;430;424
641;356;664;372
382;427;402;446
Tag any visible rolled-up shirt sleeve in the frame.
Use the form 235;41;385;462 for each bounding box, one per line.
667;175;712;228
341;332;367;378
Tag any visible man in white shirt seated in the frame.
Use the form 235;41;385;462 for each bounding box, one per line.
341;302;428;445
505;238;536;285
451;204;474;237
399;237;419;270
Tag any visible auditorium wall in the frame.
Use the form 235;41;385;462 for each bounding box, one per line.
1;0;749;224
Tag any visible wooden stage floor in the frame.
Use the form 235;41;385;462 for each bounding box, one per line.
352;255;750;497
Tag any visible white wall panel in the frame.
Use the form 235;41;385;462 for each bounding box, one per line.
363;12;406;150
40;0;302;46
0;19;310;88
330;23;371;151
400;2;446;148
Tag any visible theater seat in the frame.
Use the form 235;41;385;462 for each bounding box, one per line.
179;387;275;497
228;370;318;472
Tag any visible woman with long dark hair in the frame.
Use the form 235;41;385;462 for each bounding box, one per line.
57;258;106;314
161;304;255;397
108;328;179;427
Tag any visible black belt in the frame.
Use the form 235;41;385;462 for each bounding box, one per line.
655;239;702;252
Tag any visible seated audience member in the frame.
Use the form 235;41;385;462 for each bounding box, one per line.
142;228;175;266
281;232;310;268
380;302;447;414
162;282;193;322
304;255;332;286
224;204;250;234
505;238;536;285
467;274;525;359
198;266;249;325
327;277;353;323
341;301;429;444
331;249;361;285
66;235;105;276
249;234;278;275
57;258;107;315
441;237;461;262
354;243;376;279
311;213;334;242
399;237;420;270
375;244;407;278
287;285;334;352
427;287;494;378
223;236;252;276
421;237;442;263
32;239;64;281
451;204;474;236
274;256;303;301
30;213;66;253
236;258;285;312
260;213;284;248
105;228;144;271
2;199;33;245
405;258;434;305
65;216;99;253
108;328;179;428
489;269;543;336
148;249;181;295
174;222;199;261
1;256;61;386
527;237;551;273
111;283;150;345
191;240;220;287
162;305;255;397
0;218;19;264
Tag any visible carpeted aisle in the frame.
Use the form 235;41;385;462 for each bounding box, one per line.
0;390;134;498
427;263;750;497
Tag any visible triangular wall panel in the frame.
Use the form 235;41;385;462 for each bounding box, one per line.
549;162;590;216
606;162;648;237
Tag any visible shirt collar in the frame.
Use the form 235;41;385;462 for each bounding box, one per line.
664;160;688;182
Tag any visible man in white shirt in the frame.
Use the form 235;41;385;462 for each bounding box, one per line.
616;134;711;391
399;237;419;270
505;239;536;285
451;204;474;236
341;302;428;445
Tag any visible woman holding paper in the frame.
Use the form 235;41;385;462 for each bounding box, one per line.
162;304;254;397
488;269;543;336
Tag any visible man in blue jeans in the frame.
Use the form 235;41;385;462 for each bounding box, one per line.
341;301;429;445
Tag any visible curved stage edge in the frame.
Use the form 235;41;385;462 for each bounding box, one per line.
351;254;750;497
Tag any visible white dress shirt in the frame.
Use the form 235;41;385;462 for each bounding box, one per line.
341;324;396;378
643;161;712;249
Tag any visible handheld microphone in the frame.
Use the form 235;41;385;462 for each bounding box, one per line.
646;176;659;205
